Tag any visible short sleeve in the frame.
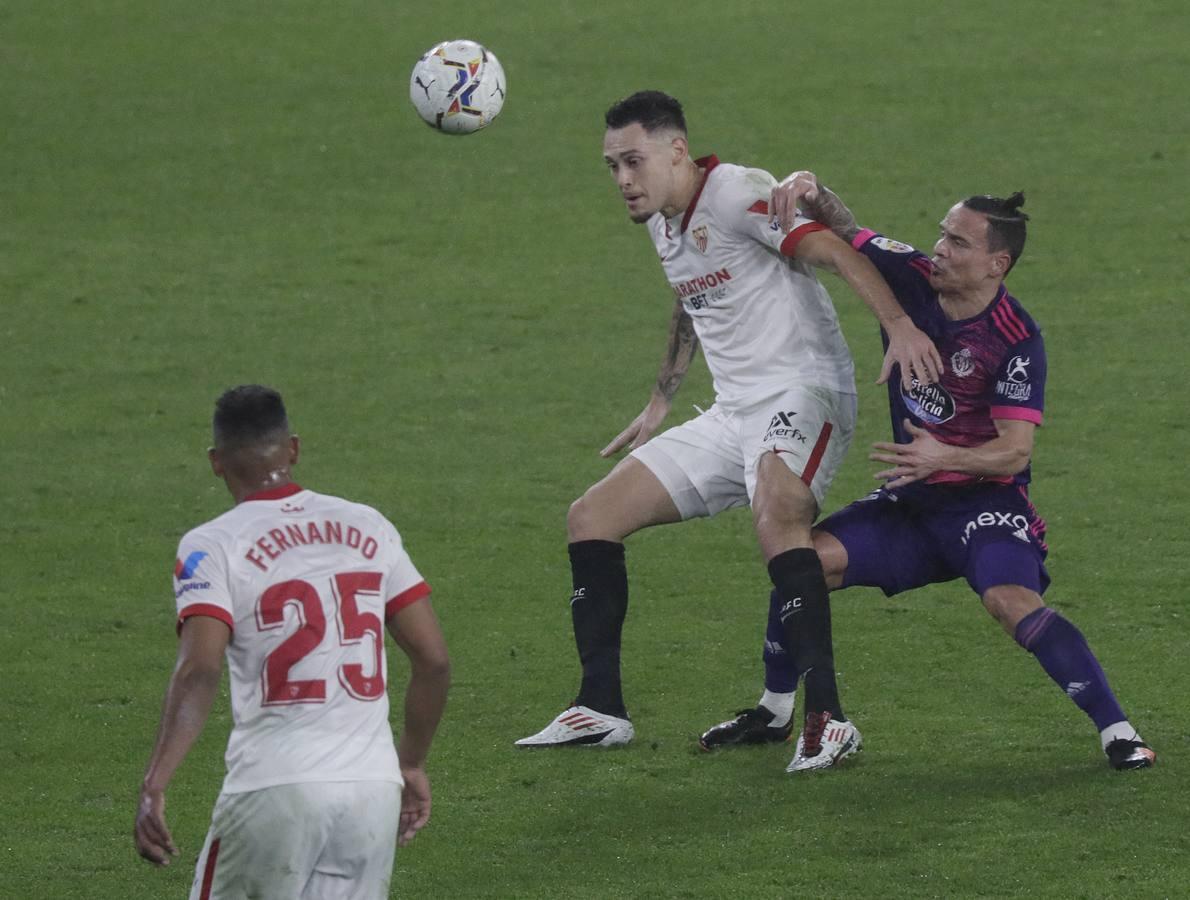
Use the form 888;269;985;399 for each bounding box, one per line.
377;518;431;620
851;229;936;301
721;168;830;257
173;533;234;634
989;332;1046;424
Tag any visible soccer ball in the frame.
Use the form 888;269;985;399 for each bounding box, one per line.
409;40;506;134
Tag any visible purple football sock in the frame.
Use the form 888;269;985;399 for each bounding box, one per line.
1014;607;1127;731
764;588;800;693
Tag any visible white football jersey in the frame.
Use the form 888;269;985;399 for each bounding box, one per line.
171;483;429;794
648;157;857;407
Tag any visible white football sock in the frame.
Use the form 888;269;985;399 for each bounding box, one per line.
758;690;795;728
1099;720;1141;751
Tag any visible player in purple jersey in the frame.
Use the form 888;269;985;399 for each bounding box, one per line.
701;175;1155;772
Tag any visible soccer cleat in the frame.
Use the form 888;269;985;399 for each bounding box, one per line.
515;705;634;748
1105;738;1156;770
699;705;793;751
786;712;862;772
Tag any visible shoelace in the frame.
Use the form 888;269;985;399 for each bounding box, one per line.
801;711;832;756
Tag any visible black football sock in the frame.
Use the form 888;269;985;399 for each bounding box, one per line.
768;547;845;722
569;540;629;718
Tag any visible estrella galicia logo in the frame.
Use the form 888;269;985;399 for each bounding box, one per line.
174;551;208;581
902;378;956;424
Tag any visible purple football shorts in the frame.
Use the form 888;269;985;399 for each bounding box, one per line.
818;482;1050;598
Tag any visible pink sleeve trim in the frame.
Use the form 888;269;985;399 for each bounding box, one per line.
991;406;1043;426
177;604;234;636
385;581;431;620
779;221;829;257
852;228;877;250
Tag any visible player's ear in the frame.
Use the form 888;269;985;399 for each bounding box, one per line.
670;133;688;165
991;250;1011;279
208;447;224;478
289;435;300;466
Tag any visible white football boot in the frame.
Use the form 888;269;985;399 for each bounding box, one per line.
786;712;862;772
515;705;634;748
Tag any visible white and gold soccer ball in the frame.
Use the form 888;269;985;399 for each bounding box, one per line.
409;40;506;134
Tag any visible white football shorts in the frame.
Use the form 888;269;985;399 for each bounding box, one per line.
631;385;857;519
189;780;400;900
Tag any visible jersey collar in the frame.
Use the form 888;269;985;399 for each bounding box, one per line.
679;155;720;234
242;482;304;502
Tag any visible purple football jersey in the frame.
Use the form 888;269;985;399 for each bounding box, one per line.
851;228;1047;487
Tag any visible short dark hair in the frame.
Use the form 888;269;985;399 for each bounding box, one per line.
962;191;1029;272
213;384;289;449
605;90;686;135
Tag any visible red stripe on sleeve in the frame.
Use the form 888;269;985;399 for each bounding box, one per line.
177;604;234;636
990;406;1043;425
779;221;830;257
801;422;834;485
385;581;432;620
199;838;221;900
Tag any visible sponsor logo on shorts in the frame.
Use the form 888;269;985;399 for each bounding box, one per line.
764;639;786;655
902;378;956;424
569;587;586;607
765;411;808;444
960;511;1033;546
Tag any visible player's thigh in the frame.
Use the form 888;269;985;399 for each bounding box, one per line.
741;386;857;510
568;455;683;541
189;785;331;900
305;781;400;900
816;490;952;596
626;406;749;522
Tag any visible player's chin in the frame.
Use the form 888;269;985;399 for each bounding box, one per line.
628;209;654;224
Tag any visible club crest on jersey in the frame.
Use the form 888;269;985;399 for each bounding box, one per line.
951;347;975;378
692;225;709;254
902;378;956;424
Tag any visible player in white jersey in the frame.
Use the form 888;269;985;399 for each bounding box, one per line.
135;385;450;900
517;91;942;754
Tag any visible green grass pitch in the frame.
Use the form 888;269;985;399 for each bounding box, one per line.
3;1;1188;896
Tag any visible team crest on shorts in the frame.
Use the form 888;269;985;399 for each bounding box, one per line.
692;225;709;254
951;347;975;377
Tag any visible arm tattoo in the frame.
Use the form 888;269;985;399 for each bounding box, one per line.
656;303;699;401
804;186;860;242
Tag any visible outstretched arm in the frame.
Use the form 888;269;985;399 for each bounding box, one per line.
135;616;229;867
793;229;943;388
770;171;859;242
601;299;699;457
387;598;449;847
870;418;1035;488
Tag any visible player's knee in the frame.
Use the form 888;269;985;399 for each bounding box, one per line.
981;585;1042;633
567;491;617;542
812;530;847;587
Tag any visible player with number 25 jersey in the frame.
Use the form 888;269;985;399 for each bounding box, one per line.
136;386;449;900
